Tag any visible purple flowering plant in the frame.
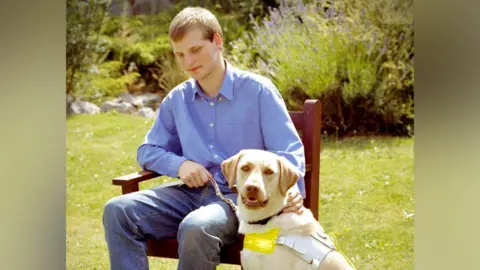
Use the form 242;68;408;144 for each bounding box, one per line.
227;0;414;120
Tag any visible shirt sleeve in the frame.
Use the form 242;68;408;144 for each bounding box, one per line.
136;95;188;178
258;80;307;194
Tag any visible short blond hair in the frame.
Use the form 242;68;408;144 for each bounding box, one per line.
169;7;223;42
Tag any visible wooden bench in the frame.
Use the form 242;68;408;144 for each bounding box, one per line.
111;99;322;266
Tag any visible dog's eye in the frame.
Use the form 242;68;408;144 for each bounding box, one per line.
241;165;250;172
263;169;274;175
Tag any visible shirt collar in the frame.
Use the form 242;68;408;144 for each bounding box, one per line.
191;59;235;101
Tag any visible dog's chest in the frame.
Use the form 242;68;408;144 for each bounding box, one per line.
240;246;310;270
240;228;338;270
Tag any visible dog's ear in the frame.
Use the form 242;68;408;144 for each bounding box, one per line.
221;150;244;188
277;156;300;196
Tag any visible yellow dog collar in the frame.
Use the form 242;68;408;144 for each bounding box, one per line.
244;228;280;254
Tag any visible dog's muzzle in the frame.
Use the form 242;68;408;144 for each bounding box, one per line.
241;184;268;208
241;194;269;208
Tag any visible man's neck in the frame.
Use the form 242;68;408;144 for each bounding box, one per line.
197;57;226;98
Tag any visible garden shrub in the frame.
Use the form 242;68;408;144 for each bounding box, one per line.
67;0;266;103
227;0;414;136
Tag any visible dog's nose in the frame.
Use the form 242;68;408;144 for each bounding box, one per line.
246;185;259;193
244;184;259;201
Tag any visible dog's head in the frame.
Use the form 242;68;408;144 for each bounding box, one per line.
221;149;300;212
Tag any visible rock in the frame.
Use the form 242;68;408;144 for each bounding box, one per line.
136;93;162;109
137;107;156;119
118;92;143;107
66;95;74;116
115;92;162;110
69;100;100;115
101;100;136;114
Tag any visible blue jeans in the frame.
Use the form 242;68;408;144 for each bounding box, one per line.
102;181;239;270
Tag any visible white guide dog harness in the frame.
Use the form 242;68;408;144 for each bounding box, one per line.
275;230;337;269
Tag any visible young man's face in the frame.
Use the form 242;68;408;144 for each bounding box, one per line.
171;27;222;81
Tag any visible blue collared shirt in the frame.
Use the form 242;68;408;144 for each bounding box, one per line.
137;62;306;197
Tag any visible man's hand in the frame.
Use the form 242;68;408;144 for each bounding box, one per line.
283;190;304;214
178;160;212;188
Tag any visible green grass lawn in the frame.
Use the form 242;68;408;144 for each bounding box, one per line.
67;113;413;269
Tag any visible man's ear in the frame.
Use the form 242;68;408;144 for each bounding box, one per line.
221;150;244;188
277;156;300;196
213;32;223;50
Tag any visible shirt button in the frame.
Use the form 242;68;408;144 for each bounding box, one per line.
214;154;218;158
218;97;223;101
209;123;214;127
209;144;214;148
209;102;214;107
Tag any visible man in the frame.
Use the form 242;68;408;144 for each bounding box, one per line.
103;7;307;270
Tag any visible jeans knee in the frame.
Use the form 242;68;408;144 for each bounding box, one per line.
178;219;201;243
178;214;216;244
103;196;131;228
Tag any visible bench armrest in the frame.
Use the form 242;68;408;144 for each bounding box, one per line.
112;170;164;194
112;170;160;186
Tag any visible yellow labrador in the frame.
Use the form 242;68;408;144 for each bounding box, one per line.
221;149;353;270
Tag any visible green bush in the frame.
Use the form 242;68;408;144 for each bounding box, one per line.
74;61;140;104
227;0;414;136
228;2;382;100
68;5;179;102
66;0;109;95
68;0;267;103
